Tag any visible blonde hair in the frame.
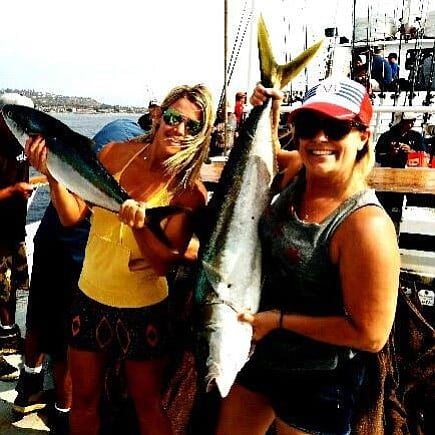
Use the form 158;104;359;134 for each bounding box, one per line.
353;132;375;188
138;84;214;190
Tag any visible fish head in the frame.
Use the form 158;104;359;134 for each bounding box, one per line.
1;104;37;147
1;104;71;148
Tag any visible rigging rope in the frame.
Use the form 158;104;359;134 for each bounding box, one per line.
217;0;252;113
226;9;252;88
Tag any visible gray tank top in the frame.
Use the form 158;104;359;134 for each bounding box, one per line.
259;177;383;317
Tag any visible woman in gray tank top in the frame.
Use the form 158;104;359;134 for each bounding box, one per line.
217;77;400;435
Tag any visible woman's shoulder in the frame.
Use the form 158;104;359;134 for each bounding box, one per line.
331;202;398;263
98;140;144;173
338;202;397;244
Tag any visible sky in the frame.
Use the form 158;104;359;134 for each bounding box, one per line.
0;0;419;108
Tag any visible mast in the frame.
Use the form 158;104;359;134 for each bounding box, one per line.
224;0;228;150
351;0;357;80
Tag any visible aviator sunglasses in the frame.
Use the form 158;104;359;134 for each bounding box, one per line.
162;107;203;136
293;112;366;141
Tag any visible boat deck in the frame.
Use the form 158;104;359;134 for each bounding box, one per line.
0;290;49;434
0;218;50;433
0;163;433;433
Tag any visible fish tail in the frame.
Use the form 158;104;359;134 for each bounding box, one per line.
145;205;191;247
257;14;323;89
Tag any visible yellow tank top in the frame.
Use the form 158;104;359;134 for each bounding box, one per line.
78;146;172;308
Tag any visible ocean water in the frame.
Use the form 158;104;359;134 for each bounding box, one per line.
27;112;141;224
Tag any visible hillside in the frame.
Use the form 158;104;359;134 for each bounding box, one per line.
0;88;146;113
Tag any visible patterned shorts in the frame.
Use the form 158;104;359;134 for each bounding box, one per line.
0;241;29;303
70;289;174;360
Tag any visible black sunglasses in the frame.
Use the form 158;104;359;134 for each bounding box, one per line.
293;113;367;141
162;107;203;136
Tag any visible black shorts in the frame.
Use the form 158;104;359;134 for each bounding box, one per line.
237;352;366;435
26;239;78;361
69;289;174;361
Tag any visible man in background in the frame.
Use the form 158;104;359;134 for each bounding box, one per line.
376;112;425;168
234;91;247;131
387;52;400;90
0;93;35;381
375;112;426;231
371;47;393;92
419;53;435;91
137;100;160;132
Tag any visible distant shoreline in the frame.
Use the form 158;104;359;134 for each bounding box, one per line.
1;88;147;114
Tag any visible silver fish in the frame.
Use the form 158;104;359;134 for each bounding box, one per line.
195;15;323;397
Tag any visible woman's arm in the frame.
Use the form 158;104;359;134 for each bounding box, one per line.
25;135;88;226
0;182;34;201
241;206;400;352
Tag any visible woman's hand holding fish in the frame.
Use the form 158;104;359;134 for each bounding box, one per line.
238;309;281;341
25;135;49;176
119;199;147;229
250;83;284;107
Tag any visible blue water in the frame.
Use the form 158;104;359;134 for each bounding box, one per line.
27;112;141;224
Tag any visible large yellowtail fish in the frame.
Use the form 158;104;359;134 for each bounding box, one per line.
1;105;180;240
195;15;322;398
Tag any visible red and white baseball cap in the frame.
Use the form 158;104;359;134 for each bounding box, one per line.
288;77;373;126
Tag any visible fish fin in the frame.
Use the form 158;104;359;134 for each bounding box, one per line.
145;205;191;247
257;14;323;89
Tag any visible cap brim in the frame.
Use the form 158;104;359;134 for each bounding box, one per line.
288;102;356;122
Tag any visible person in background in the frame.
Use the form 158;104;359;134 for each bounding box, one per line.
375;112;427;230
209;108;237;157
25;84;214;435
420;52;435;91
225;110;238;153
234;91;247;131
0;93;35;381
387;53;399;80
353;55;368;86
138;100;161;132
217;77;399;435
370;47;393;92
209;109;226;157
13;118;145;434
375;112;425;168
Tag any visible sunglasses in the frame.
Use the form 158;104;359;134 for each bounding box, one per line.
162;107;203;136
293;113;366;141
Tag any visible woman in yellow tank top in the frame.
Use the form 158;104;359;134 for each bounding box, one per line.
25;84;214;435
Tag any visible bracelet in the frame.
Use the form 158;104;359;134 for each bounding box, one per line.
279;310;284;328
